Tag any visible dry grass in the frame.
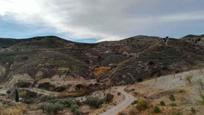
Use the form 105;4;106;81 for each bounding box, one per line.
93;66;111;78
58;91;86;98
0;105;27;115
185;75;193;84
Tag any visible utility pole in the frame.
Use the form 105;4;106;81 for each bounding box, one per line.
14;88;19;102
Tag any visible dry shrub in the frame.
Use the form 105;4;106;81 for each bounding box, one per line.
0;105;26;115
118;111;126;115
185;75;193;84
128;107;138;115
93;66;111;77
136;99;149;112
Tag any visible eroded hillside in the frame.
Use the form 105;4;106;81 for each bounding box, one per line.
1;35;204;87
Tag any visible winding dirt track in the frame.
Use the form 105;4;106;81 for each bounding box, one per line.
100;87;135;115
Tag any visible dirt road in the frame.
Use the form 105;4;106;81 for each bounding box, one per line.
100;68;204;115
100;87;135;115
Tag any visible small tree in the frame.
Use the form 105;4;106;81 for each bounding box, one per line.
153;106;161;113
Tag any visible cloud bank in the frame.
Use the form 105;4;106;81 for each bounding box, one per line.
0;0;204;41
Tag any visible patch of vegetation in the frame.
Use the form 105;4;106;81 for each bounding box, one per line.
93;66;111;77
128;108;138;115
118;112;126;115
137;78;143;82
186;75;193;84
160;101;166;106
19;90;27;97
46;96;57;102
58;99;77;108
41;98;81;115
0;52;16;63
198;79;204;90
85;97;106;108
169;94;176;102
0;105;26;115
136;99;149;112
153;106;161;113
15;81;31;88
199;94;204;105
106;93;114;103
170;103;177;106
191;107;196;114
42;102;64;115
70;104;81;115
171;111;183;115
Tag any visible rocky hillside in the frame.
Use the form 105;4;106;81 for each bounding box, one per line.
1;35;204;86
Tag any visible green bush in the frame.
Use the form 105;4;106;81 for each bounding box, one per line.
42;102;64;114
85;97;105;108
47;96;57;103
153;106;161;113
58;98;76;108
42;98;81;115
60;99;81;115
70;104;81;115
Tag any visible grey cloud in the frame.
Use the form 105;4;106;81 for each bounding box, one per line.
1;0;204;41
45;0;204;40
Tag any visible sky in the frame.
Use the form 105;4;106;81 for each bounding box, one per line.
0;0;204;42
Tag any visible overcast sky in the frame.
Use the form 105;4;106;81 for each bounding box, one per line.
0;0;204;42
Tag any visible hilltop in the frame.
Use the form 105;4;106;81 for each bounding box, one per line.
1;35;204;87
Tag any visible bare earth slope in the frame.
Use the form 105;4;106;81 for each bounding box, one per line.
123;68;204;115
